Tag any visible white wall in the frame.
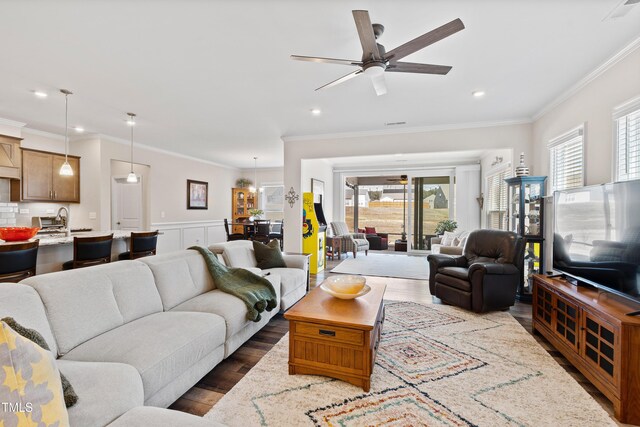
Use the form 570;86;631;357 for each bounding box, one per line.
301;159;333;227
283;122;532;252
532;45;640;185
454;164;481;232
531;43;640;267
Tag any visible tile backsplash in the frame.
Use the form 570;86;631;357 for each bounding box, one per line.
0;179;68;227
0;179;17;225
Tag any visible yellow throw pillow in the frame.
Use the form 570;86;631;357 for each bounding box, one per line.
0;321;69;427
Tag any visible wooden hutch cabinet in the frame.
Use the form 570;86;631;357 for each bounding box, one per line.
533;274;640;424
231;187;257;234
11;148;80;203
505;176;546;302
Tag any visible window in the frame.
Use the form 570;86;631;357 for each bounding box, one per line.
549;126;584;192
486;169;510;230
615;100;640;182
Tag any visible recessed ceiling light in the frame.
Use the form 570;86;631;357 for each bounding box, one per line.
395;153;403;157
472;90;485;98
310;108;321;116
74;126;84;133
385;121;406;126
33;91;48;98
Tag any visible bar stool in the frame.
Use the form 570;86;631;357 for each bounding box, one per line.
0;240;39;282
62;234;114;270
118;231;159;260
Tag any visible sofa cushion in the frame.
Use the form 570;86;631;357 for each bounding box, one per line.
57;359;143;427
108;407;225;427
171;272;281;339
0;283;58;355
210;241;258;269
441;231;457;246
253;239;286;269
140;250;216;310
62;312;225;400
436;272;472;292
0;320;69;427
22;261;163;355
264;267;306;298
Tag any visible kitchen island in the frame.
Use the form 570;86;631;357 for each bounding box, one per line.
0;230;131;274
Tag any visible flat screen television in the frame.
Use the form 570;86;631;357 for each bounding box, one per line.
553;180;640;305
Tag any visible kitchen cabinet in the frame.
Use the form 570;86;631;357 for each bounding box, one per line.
11;149;80;203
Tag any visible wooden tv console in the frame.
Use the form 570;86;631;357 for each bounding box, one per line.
532;274;640;424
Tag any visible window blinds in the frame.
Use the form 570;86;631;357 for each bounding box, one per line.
486;169;510;230
549;127;584;192
616;108;640;182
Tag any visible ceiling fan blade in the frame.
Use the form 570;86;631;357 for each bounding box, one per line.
290;55;362;66
386;62;452;75
384;18;465;62
353;10;381;60
315;69;363;91
370;73;387;96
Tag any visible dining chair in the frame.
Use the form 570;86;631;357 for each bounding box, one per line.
224;219;245;241
252;219;271;243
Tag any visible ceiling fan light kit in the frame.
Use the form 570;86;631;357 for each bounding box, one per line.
291;10;464;96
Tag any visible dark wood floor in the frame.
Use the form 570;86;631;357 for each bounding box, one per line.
169;255;622;424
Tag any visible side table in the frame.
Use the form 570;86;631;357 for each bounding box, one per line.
394;239;407;252
326;236;342;261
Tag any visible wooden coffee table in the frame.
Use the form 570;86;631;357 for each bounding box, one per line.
284;281;386;392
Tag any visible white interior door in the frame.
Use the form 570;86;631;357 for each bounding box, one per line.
112;177;143;231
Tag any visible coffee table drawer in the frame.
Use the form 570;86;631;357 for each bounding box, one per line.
295;322;364;345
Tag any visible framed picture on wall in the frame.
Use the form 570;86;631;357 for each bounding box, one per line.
262;185;285;212
311;178;325;206
187;179;208;209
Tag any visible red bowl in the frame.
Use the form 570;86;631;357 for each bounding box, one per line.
0;227;40;242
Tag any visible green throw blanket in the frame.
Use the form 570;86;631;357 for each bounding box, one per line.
189;246;277;322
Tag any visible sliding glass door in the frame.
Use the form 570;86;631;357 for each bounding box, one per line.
412;176;451;251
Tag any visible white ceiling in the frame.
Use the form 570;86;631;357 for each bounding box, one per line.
0;1;638;168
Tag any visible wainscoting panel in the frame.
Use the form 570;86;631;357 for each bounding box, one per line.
152;220;226;254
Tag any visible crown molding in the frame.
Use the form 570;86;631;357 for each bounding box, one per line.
532;35;640;121
97;134;239;170
282;118;532;143
0;118;27;129
21;127;66;141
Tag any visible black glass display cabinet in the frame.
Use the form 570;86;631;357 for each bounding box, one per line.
505;176;547;303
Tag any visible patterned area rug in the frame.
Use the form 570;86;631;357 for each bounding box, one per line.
205;301;614;426
331;253;429;280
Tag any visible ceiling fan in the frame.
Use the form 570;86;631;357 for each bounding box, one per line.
291;10;465;96
387;175;409;185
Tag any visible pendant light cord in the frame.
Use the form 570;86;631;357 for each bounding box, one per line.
64;93;69;162
130;115;134;173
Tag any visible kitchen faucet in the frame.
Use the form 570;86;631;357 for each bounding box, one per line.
56;206;71;237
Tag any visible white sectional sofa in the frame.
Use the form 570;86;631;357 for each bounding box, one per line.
0;247;309;426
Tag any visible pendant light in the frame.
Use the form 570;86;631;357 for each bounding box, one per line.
249;156;257;193
126;113;138;183
59;89;74;176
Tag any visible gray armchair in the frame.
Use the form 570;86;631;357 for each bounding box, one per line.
427;229;524;313
330;221;369;258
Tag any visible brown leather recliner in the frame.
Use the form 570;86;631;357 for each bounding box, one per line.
427;229;525;313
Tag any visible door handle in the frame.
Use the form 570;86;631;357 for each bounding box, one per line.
49;190;53;199
54;191;57;199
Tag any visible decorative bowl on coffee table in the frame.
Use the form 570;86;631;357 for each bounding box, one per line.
321;275;371;299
